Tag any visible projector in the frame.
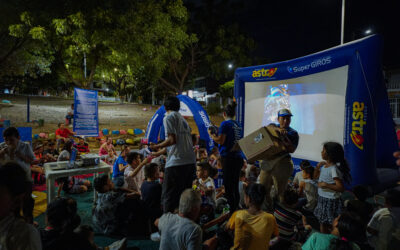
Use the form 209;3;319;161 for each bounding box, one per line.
79;154;100;167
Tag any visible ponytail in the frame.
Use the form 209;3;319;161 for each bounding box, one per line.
323;142;352;184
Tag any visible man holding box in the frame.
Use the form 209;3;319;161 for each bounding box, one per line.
259;108;299;211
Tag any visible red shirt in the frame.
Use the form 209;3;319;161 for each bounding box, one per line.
56;128;73;138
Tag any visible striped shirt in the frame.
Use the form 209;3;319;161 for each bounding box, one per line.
274;202;304;240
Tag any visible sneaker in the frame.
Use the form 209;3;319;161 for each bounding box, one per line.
150;232;161;242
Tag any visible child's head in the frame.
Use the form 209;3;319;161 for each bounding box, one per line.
106;137;112;144
209;166;218;179
34;144;44;153
239;170;246;181
48;141;56;150
198;148;208;159
196;162;211;179
78;137;85;145
121;145;130;157
108;150;114;157
384;188;400;208
3;127;20;147
322;142;351;184
283;187;299;207
244;183;266;209
126;152;141;167
300;160;311;170
58;123;65;129
0;162;29;219
331;212;364;247
302;166;314;180
94;174;113;193
352;185;370;202
144;163;160;180
46;197;80;232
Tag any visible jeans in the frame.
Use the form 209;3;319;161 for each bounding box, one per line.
221;156;243;212
162;163;196;213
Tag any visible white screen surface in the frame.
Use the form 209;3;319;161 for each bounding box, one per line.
244;66;348;161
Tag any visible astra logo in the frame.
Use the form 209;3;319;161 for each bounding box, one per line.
287;56;332;74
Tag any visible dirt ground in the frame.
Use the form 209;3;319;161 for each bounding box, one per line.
0;95;223;150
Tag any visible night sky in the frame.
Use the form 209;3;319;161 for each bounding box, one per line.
213;0;399;68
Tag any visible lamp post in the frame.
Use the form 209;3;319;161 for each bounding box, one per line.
340;0;345;44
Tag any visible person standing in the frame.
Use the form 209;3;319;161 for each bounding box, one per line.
150;96;196;213
209;102;243;212
259;109;299;210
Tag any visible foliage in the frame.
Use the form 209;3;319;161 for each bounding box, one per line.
206;102;222;116
220;79;234;98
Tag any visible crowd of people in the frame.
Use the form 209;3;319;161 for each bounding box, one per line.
0;96;400;250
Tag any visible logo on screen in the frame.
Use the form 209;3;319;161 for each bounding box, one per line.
252;68;277;78
350;102;366;150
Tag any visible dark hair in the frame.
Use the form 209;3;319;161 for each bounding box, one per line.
303;166;314;178
330;212;364;250
48;141;55;146
352;185;370;202
300;160;311;170
283;187;299;206
74;225;93;240
208;166;218;178
58;123;63;128
144;163;159;179
199;148;207;155
0;161;29;196
126;152;140;165
62;140;74;153
197;162;211;173
245;183;266;207
164;96;180;111
3;127;19;138
46;197;80;233
323;142;351;184
385;188;400;207
240;170;246;178
94;174;109;193
223;102;237;118
191;134;198;145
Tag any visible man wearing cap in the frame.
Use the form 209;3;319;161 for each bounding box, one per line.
259;108;299;210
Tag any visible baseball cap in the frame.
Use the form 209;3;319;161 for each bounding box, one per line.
278;109;293;117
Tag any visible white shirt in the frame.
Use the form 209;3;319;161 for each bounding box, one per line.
0;141;35;181
163;111;195;168
367;207;400;250
0;215;42;250
318;165;342;199
293;171;304;186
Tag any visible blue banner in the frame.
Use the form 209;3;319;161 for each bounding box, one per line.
73;88;99;137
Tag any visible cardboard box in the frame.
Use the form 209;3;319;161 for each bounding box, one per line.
238;126;287;162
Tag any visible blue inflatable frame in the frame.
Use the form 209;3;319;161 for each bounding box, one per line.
145;95;214;151
234;35;398;186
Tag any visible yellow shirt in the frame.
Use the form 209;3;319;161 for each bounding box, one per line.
227;210;279;250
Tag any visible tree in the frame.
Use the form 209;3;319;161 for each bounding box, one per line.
159;0;256;93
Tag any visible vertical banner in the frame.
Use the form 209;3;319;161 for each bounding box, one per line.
73;88;99;137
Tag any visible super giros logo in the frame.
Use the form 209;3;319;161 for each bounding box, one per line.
350;102;366;150
252;67;277;78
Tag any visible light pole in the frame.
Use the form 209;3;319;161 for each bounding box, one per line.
340;0;345;44
228;63;233;69
365;29;372;35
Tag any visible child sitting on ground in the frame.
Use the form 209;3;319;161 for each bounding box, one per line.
93;174;148;236
124;152;149;193
226;183;279;250
344;185;373;225
43;141;59;162
298;166;318;212
0;162;42;250
197;148;208;162
141;163;163;231
193;162;216;225
112;145;130;188
272;187;311;249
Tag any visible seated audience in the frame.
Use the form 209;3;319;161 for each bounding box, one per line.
93;174;147;236
344;185;373;225
44;141;59;161
302;212;363;250
367;188;400;250
112;145;130;188
226;183;279;250
298;166;318;212
293;160;311;188
141;163;163;228
0;162;42;250
197;148;208;162
194;162;216;225
75;137;90;153
124;152;149;192
272;187;310;249
156;189;217;250
56;122;75;151
99;137;117;159
57;140;74;162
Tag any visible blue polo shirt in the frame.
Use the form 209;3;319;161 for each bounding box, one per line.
218;120;242;158
277;124;299;151
112;155;127;178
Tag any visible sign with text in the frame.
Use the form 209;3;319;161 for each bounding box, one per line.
73;88;99;137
